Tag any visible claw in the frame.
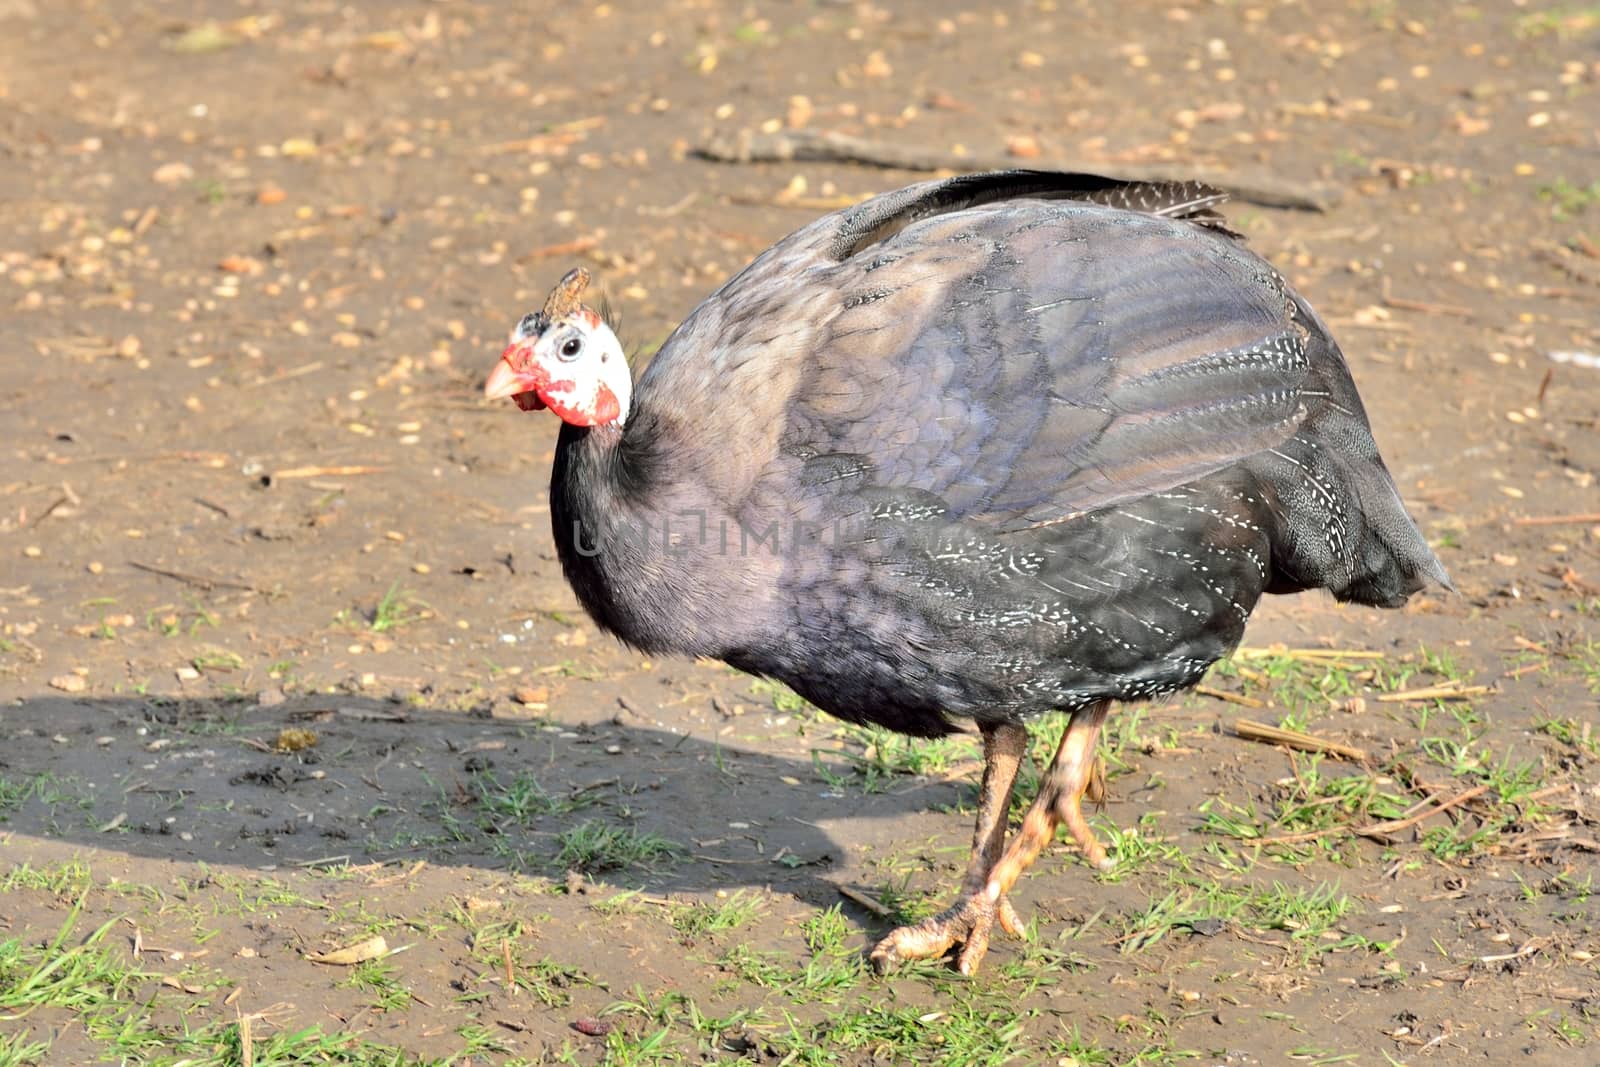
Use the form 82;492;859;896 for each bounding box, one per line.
869;891;1024;976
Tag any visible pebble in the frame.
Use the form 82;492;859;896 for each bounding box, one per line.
49;674;86;693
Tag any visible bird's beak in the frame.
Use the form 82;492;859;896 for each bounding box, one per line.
484;345;546;410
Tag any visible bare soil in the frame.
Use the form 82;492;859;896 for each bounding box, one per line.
2;1;1598;1064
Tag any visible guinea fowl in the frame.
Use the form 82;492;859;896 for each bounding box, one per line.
484;170;1450;975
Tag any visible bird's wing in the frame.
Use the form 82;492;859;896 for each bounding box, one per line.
773;174;1309;530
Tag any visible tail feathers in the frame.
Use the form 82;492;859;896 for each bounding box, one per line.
1275;289;1451;606
1335;461;1452;607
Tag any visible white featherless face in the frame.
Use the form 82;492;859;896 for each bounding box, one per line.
483;268;632;427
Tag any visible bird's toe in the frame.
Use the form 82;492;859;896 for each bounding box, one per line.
995;893;1025;936
870;891;1019;976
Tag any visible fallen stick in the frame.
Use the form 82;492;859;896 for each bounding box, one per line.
129;560;263;594
836;884;892;918
1234;646;1385;661
1512;513;1600;527
1194;685;1266;709
1233;718;1367;761
1502;661;1547;679
272;465;386;479
697;129;1340;212
1375;684;1491;703
1255;783;1490;846
1382;294;1477;318
516;235;599;263
245;361;324;388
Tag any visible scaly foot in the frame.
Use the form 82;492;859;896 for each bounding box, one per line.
869;890;1024;976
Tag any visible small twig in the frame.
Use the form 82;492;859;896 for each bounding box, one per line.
1382;294;1477;318
1359;784;1491;838
1502;661;1547;679
888;758;986;794
1478;937;1550;965
1234;646;1385;662
502;940;515;994
1375;684;1491;703
245;361;323;388
272;465;385;480
836;885;892;918
1233;719;1367;762
129;559;263;593
29;495;71;527
1512;512;1600;527
637;192;698;217
515;235;598;263
1255;783;1490;846
1194;685;1266;709
696;129;1340;211
239;1009;253;1067
368;860;427;888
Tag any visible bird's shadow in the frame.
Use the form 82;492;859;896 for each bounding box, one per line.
0;694;974;902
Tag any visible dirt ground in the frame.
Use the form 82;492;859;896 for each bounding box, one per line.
2;0;1599;1063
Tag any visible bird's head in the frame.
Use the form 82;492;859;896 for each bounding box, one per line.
485;268;632;426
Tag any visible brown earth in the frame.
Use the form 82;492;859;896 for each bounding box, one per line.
2;0;1598;1064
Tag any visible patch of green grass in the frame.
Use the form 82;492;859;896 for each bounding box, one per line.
749;678;812;715
0;882;522;1065
669;890;765;939
1046;1026;1117;1065
555;820;683;874
191;648;245;673
145;597;218;637
869;875;942;926
0;772;97;831
338;959;412;1013
472;769;597;824
0;777;30;818
1516;5;1600;40
789;905;867;1001
1099;706;1185;770
828;723;972;791
1200;758;1410;853
369;581;428;633
1117;879;1357;963
0;860;95;895
0;1029;50;1066
1099;812;1187;880
715;943;788;989
1207;648;1373;718
774;993;1029;1067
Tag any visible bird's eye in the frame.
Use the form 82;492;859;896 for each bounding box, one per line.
559;337;583;360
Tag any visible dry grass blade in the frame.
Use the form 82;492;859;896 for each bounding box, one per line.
1194;685;1266;708
1376;684;1491;703
1256;783;1491;846
1234;646;1385;662
1233;718;1367;761
307;935;389;965
1512;512;1600;526
837;885;892;917
272;465;386;479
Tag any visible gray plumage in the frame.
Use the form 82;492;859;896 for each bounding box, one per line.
549;170;1449;737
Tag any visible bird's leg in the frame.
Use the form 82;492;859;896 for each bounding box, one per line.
870;721;1026;975
984;700;1115;916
